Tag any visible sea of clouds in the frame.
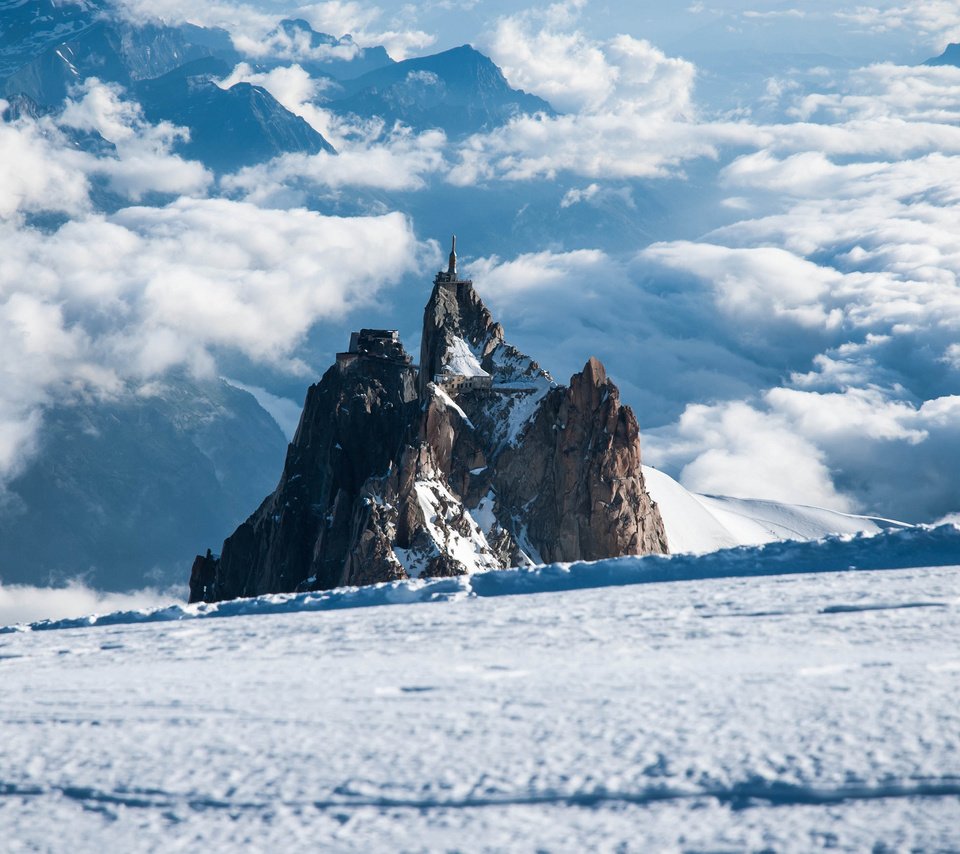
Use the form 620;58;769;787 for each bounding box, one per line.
2;0;959;626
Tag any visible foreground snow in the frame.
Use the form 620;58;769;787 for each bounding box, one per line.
1;532;959;850
643;465;908;554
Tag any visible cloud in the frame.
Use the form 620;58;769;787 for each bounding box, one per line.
1;82;212;214
647;390;960;521
111;0;435;60
0;198;424;488
650;400;852;510
742;9;806;19
485;2;619;113
231;24;363;63
619;62;960;521
645;242;845;333
59;79;212;200
790;63;960;125
0;103;90;217
451;37;960;186
461;8;710;184
836;2;960;48
0;580;178;627
294;1;436;60
223;125;448;200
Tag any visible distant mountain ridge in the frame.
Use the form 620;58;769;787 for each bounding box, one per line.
265;19;394;80
134;57;335;172
0;14;333;171
925;44;960;66
326;44;555;136
0;6;553;168
0;378;288;591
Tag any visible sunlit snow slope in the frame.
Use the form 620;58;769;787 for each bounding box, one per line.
1;559;959;851
643;465;909;554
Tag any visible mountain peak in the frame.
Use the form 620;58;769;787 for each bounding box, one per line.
328;44;555;136
925;43;960;66
190;241;667;603
581;356;607;387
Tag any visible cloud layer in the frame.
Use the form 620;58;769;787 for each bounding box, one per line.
4;0;960;574
0;581;178;627
0;88;426;491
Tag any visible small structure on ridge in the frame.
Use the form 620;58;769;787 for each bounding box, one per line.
337;328;411;368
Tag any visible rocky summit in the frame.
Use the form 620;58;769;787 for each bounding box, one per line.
189;238;668;603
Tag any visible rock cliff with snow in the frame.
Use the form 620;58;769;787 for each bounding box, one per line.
189;239;668;603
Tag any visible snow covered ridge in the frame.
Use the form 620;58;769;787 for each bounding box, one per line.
644;466;910;554
6;523;959;633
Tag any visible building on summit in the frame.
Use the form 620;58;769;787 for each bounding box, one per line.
431;235;494;393
434;234;472;290
337;237;492;393
336;328;411;368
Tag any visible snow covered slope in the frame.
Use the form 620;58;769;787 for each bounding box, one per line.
1;556;958;851
643;465;909;554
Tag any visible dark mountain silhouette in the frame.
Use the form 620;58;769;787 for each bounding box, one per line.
135;58;335;173
327;45;555;136
191;247;667;603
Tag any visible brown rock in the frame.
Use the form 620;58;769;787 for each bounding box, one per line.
190;258;668;604
495;357;669;563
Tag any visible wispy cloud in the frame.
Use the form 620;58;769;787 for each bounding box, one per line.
0;580;180;627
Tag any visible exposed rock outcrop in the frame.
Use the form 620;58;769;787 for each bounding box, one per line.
495;357;668;563
190;243;668;603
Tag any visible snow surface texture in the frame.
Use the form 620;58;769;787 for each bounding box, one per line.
1;554;958;850
644;465;909;554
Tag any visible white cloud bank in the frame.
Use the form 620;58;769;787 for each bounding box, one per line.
111;0;435;60
455;7;712;184
0;199;421;482
0;81;210;216
0;581;179;627
836;1;960;49
0;87;427;491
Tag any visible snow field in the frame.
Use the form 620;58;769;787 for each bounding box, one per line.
1;561;959;851
643;465;908;554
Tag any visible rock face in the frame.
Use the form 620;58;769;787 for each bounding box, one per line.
190;247;668;603
495;357;668;563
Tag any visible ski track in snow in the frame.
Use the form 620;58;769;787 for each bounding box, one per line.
0;534;959;849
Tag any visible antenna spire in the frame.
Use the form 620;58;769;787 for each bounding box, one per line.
447;234;457;278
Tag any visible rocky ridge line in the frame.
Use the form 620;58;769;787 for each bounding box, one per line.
190;247;668;602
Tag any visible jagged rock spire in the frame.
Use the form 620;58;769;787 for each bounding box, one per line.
189;261;668;604
447;234;457;278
